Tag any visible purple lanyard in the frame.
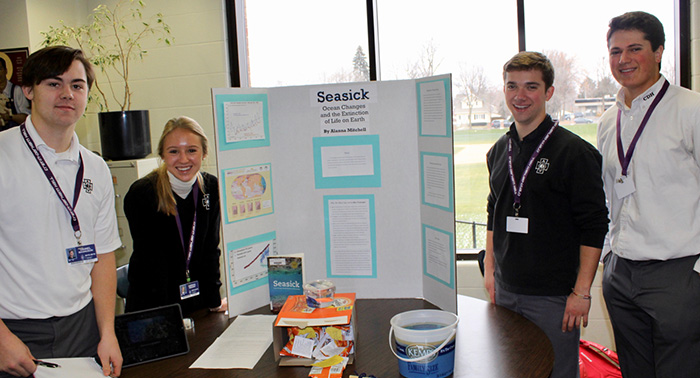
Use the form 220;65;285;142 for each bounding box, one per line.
175;183;199;281
616;80;669;177
507;121;558;215
20;124;85;243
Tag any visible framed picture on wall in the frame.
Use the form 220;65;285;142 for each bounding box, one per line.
1;47;29;86
1;47;30;130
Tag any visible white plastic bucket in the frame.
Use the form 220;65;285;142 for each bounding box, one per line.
389;309;459;378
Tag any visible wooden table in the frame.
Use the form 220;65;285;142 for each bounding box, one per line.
122;295;553;377
454;295;554;377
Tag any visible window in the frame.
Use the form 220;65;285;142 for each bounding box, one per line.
525;1;677;147
229;0;685;255
376;0;518;254
242;0;369;87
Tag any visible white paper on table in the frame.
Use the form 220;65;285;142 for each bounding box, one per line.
190;314;276;369
33;357;105;378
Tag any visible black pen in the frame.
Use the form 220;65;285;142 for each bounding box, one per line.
33;359;61;368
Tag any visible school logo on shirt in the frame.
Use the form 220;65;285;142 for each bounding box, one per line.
83;179;93;194
202;193;210;210
535;158;550;174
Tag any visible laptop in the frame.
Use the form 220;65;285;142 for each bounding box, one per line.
114;303;190;367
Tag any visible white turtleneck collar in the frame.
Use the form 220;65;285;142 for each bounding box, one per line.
167;171;198;199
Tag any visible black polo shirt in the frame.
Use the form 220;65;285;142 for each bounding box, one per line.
486;115;609;296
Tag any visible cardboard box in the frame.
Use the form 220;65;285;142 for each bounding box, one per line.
272;293;356;366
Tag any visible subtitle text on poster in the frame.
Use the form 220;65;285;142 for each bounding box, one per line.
312;84;377;135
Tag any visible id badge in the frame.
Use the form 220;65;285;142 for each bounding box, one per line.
506;216;529;234
66;244;98;265
614;176;635;199
180;281;200;300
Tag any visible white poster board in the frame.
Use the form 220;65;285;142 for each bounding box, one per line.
211;75;456;316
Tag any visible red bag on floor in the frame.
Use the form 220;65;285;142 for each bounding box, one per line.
579;340;622;378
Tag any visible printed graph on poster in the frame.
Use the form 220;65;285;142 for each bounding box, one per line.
229;238;278;288
223;100;265;143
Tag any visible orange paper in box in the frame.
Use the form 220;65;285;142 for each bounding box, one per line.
275;293;356;328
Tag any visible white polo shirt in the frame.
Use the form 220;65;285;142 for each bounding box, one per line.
0;116;122;319
598;76;700;271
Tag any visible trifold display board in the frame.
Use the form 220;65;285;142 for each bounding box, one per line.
211;75;457;317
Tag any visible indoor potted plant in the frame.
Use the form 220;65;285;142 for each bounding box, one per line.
41;0;172;160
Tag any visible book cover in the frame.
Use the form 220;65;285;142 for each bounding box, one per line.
268;254;304;312
275;293;356;328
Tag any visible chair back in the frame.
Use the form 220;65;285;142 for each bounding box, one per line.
116;264;130;299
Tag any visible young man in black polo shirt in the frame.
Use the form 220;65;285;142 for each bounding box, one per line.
483;51;609;378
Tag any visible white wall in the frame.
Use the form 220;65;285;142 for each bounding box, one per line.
25;0;89;50
77;0;230;175
0;1;29;50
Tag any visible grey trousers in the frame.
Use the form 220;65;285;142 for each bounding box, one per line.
495;282;580;378
1;300;100;378
603;253;700;378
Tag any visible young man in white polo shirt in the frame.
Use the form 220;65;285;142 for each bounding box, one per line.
598;11;700;377
0;46;123;377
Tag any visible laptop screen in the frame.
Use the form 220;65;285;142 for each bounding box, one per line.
115;303;190;367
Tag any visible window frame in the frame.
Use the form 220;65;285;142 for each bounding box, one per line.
226;0;688;87
224;0;689;260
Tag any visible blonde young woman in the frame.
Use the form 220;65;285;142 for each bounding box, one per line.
124;116;226;315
